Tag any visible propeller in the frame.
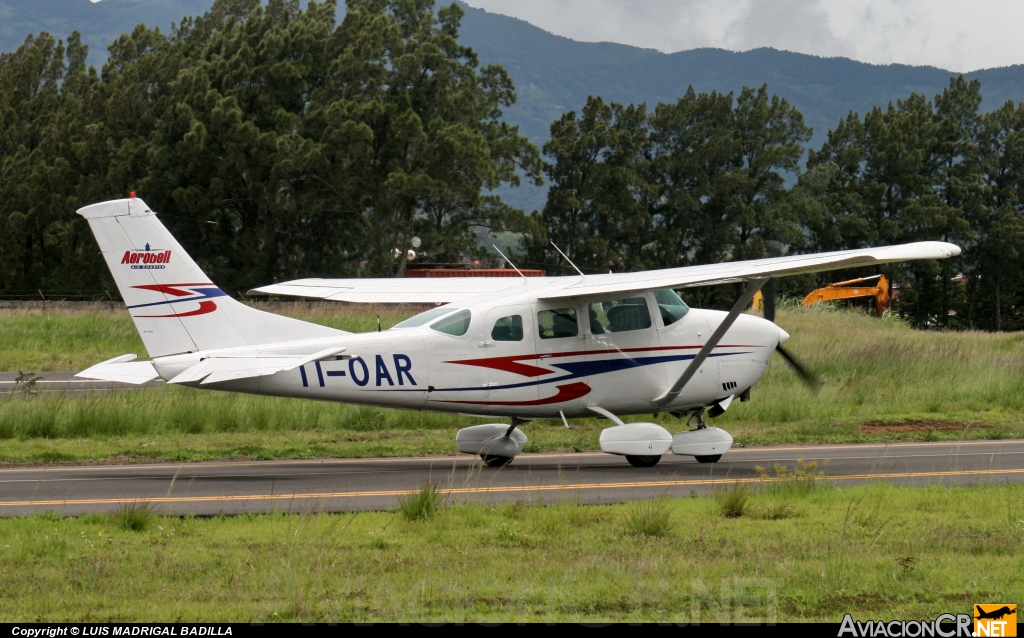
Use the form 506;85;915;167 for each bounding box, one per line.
761;277;822;393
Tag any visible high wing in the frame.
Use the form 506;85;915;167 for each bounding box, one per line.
248;277;556;304
249;241;960;303
538;241;960;299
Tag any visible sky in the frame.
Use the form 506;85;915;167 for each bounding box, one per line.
461;0;1024;73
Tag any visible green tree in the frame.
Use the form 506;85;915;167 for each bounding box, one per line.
968;100;1024;330
646;88;737;269
0;0;541;295
535;85;810;300
0;32;110;293
527;96;648;274
801;81;978;326
315;0;541;276
728;85;811;262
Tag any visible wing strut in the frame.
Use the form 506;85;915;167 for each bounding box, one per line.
652;277;768;408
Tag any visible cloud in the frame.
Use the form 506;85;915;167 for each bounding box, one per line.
461;0;1024;72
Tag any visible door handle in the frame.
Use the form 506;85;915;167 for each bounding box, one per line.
478;341;495;348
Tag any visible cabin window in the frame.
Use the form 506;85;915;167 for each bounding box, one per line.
537;308;579;339
393;306;461;329
491;315;524;341
430;309;472;336
588;297;652;333
655;288;690;326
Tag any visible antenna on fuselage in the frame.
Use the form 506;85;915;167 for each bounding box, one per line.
550;241;585;277
492;244;527;280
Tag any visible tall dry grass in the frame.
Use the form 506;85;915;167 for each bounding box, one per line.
715;302;1024;428
0;302;421;371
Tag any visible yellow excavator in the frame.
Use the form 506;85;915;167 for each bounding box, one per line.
753;274;891;317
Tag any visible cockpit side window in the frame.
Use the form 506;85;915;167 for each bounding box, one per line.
538;308;579;339
430;309;472;336
588;297;652;333
491;315;523;341
655;288;690;326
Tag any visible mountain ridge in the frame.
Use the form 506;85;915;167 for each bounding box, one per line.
4;0;1024;210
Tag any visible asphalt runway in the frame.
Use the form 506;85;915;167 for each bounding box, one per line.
1;439;1022;516
0;371;163;396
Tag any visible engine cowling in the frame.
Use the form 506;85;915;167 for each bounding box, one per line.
456;424;527;457
599;423;672;456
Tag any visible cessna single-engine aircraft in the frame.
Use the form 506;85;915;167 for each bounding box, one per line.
77;197;960;467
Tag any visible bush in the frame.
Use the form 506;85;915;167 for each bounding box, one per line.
757;459;826;497
717;483;752;518
398;482;444;521
622;498;674;537
109;500;154;532
755;502;797;520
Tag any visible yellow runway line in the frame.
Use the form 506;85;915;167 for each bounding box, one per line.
0;438;1021;474
2;467;1022;509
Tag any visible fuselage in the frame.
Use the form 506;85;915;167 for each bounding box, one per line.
150;283;787;419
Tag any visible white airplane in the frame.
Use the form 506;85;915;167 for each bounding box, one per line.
77;197;960;467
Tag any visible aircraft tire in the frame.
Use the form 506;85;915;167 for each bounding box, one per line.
481;454;514;467
625;455;661;468
694;454;722;464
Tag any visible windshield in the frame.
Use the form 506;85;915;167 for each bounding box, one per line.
392;306;461;329
655;288;690;326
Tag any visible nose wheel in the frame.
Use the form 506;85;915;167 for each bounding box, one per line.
624;455;661;468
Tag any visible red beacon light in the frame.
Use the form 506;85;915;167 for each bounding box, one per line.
129;191;136;198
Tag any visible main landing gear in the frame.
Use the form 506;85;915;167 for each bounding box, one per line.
597;406;734;467
682;410;723;464
625;455;662;468
455;418;529;467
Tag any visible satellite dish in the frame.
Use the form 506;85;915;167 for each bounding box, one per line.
407;249;416;261
410;237;421;248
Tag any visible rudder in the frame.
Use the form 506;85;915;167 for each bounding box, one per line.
78;197;343;357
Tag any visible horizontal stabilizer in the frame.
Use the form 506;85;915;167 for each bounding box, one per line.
169;347;347;385
76;355;160;385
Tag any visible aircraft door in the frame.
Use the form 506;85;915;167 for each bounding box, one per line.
584;292;667;412
423;307;490;409
479;305;539;409
530;300;588;416
657;294;719;410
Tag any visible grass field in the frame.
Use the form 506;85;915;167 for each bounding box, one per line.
1;482;1020;622
0;302;415;371
1;301;1023;464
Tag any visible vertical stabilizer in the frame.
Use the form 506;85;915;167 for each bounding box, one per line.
78;198;343;357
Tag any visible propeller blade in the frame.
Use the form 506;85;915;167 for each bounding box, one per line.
776;344;822;393
762;276;777;323
761;277;819;392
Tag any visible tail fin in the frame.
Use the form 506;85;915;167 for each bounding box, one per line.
78;197;344;358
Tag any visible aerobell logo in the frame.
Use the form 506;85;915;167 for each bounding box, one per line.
121;243;171;269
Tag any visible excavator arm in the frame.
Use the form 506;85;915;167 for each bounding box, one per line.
801;274;891;316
